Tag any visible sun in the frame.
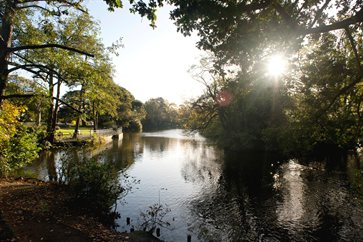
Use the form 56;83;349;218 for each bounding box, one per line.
267;54;287;77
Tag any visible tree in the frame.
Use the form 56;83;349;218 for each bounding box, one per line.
166;1;363;60
279;32;363;153
183;54;292;151
113;87;146;132
6;75;48;125
168;1;362;153
142;97;179;131
0;0;155;105
1;1;94;104
10;9;114;142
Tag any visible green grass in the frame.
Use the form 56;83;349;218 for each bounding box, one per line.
56;127;93;139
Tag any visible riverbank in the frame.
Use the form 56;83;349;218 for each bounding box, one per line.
0;178;160;242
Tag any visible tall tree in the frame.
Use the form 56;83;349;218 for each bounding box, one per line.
0;0;95;104
281;31;363;153
142;97;179;131
10;9;110;142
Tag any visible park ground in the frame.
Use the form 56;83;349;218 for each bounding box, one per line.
0;178;160;242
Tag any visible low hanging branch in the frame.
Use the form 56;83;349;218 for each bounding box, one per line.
8;44;94;57
8;63;53;74
271;1;363;36
10;53;71;85
54;97;82;114
0;94;36;99
300;8;363;35
0;93;82;114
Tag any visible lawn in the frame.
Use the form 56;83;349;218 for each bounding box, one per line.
56;127;93;139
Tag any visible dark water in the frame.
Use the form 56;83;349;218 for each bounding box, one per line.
27;129;363;241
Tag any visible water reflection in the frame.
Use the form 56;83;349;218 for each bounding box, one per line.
26;130;363;241
276;161;306;227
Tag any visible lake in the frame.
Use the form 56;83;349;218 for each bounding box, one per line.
27;129;363;241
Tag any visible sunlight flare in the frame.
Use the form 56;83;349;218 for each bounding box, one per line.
267;54;287;77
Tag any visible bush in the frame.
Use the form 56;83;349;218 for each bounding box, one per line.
0;101;42;176
66;158;123;223
0;126;41;176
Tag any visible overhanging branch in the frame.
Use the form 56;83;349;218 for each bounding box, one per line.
54;97;82;114
0;94;81;113
0;94;36;99
8;44;94;57
300;8;363;35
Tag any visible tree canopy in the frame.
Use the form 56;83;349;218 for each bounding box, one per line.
142;97;178;131
173;1;363;153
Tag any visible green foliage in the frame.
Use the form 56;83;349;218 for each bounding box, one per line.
0;127;41;176
6;76;49;123
282;32;363;154
0;101;41;176
112;87;146;131
142;97;179;131
178;3;363;155
5;127;41;171
66;158;123;220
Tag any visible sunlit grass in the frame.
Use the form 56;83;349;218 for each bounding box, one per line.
56;127;93;138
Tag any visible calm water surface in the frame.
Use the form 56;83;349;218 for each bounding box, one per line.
28;129;363;241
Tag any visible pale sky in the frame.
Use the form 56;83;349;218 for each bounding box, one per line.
86;1;204;105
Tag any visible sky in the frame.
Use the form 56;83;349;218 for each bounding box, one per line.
86;1;205;105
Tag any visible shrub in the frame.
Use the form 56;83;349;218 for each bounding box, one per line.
66;158;123;223
138;203;171;233
6;127;41;171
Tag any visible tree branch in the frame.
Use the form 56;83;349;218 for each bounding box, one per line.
8;61;62;83
56;97;82;114
345;27;362;71
317;74;363;118
11;65;48;81
272;1;298;29
300;7;363;35
0;94;36;99
308;0;331;29
15;4;58;15
0;93;81;114
8;63;51;74
8;44;94;57
11;53;70;85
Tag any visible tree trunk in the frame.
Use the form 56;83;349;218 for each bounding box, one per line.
37;109;42;126
73;116;80;139
81;94;86;127
51;79;62;140
73;87;83;139
92;101;97;131
37;97;42;126
0;3;15;105
46;74;55;143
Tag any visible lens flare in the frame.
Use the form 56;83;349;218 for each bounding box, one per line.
267;54;287;77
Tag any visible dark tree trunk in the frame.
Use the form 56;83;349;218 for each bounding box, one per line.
73;116;80;139
46;74;55;143
37;97;42;126
51;79;62;140
81;97;86;127
73;87;83;139
0;2;15;105
81;119;86;127
92;101;98;131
